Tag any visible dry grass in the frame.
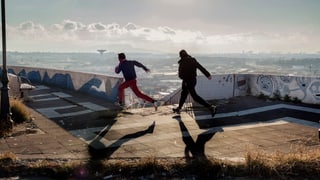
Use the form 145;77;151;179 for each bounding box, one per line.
0;99;32;137
10;98;31;124
245;147;320;179
1;147;320;179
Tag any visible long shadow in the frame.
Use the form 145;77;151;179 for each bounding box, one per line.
190;98;320;129
173;115;223;160
88;121;155;159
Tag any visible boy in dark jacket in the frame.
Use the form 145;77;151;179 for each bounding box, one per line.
115;53;158;110
173;50;216;117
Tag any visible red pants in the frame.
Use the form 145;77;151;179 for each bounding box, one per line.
118;79;153;104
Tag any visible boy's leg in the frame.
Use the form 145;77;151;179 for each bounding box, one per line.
130;80;159;110
130;80;154;103
189;87;211;108
187;79;211;108
118;81;131;105
178;82;189;109
173;81;189;113
187;79;216;117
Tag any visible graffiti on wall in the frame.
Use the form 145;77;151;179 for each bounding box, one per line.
256;75;274;96
218;74;233;86
253;74;320;104
234;74;248;96
309;80;320;101
2;66;122;102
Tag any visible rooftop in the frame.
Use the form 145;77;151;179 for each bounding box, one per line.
1;84;319;162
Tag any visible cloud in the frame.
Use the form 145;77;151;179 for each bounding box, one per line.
124;23;138;31
159;26;176;35
87;23;107;31
6;20;320;53
18;21;45;32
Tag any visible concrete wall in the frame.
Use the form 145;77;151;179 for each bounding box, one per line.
165;73;320;105
2;66;320;105
2;66;123;102
196;75;234;100
249;74;320;104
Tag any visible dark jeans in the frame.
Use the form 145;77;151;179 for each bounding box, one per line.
178;78;211;109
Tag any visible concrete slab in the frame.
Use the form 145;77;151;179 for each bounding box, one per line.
1;84;319;163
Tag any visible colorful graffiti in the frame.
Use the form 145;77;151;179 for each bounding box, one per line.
2;66;122;102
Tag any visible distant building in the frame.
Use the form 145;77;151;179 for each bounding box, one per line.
97;49;106;55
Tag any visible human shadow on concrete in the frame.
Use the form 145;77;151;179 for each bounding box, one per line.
173;115;223;160
189;96;320;129
88;121;155;159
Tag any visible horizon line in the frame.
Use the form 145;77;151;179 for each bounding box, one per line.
2;50;320;55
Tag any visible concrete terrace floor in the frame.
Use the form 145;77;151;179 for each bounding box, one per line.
1;85;320;162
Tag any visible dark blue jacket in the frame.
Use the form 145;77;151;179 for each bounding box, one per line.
115;60;148;81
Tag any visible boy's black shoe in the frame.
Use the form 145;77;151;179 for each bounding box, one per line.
172;107;181;114
210;105;217;118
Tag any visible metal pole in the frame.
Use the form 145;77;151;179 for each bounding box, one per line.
1;0;11;128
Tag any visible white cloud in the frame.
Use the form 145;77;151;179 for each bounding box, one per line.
17;21;45;33
6;20;320;53
87;23;107;32
124;23;138;31
159;26;176;35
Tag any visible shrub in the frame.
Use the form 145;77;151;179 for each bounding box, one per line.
272;90;281;100
293;97;302;103
10;99;30;124
283;94;291;102
257;93;267;99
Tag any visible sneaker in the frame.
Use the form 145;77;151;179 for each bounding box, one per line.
210;105;217;117
172;107;181;114
153;100;158;111
114;102;125;108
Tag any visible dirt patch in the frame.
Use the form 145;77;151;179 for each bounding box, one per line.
8;118;44;137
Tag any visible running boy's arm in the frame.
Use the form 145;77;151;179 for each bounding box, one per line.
194;59;211;78
115;61;124;74
133;60;150;72
115;65;121;74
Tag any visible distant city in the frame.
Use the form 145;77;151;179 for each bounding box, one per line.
4;51;320;98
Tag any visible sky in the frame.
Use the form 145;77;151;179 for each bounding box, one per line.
1;0;320;54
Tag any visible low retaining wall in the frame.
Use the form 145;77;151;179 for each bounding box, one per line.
2;66;123;102
165;74;320;105
2;66;320;105
249;74;320;104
